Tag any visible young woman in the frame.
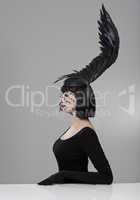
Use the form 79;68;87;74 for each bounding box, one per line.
37;3;120;185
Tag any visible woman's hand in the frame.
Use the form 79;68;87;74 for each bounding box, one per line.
37;172;65;185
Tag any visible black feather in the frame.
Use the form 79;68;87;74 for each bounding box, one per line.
53;3;120;84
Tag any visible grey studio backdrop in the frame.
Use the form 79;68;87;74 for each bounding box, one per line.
0;0;139;184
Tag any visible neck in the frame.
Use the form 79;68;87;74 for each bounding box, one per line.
71;111;91;128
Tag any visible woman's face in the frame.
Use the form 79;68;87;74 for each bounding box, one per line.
59;91;77;114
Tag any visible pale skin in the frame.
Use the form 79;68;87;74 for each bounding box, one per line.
59;91;95;140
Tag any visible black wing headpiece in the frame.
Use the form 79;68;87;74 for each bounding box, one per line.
53;3;120;85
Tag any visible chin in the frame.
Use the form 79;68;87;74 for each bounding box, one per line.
60;107;72;114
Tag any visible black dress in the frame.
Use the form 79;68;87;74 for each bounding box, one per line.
37;127;113;185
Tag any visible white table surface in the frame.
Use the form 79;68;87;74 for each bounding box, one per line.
0;183;139;200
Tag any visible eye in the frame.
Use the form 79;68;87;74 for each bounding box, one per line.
64;93;68;97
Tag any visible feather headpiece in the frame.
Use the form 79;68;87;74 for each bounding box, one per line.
53;3;120;86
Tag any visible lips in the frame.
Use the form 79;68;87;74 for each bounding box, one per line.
59;101;66;111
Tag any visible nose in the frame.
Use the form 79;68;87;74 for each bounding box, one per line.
60;95;66;103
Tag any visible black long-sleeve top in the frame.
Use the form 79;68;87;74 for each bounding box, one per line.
37;127;113;185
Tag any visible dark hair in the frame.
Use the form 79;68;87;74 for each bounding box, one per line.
61;77;96;119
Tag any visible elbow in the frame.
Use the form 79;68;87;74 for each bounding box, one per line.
106;172;113;185
106;176;113;185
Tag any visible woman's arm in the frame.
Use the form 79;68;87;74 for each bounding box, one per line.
37;129;113;185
